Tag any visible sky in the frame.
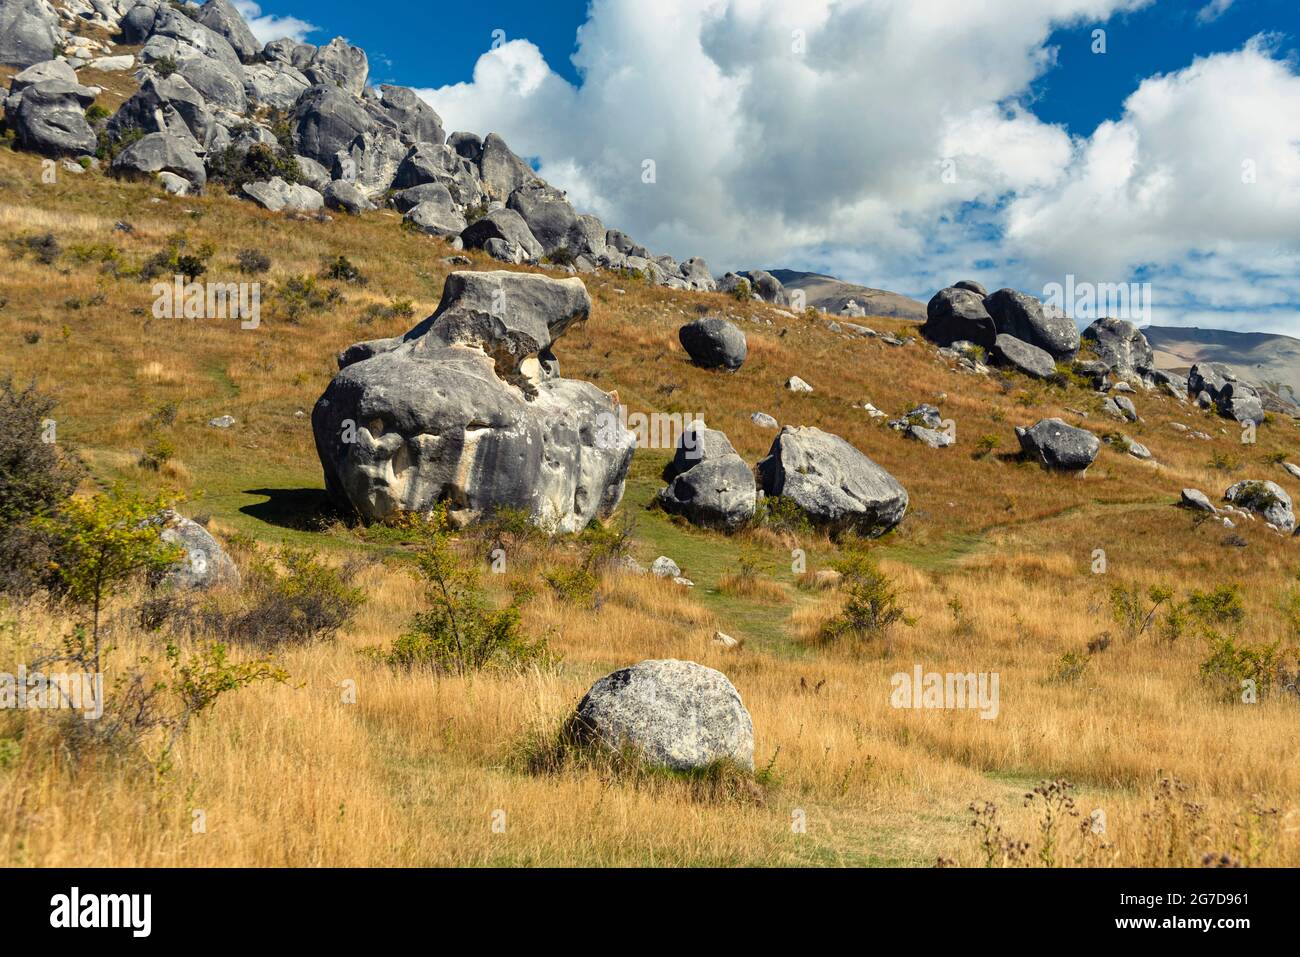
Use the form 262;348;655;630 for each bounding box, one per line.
236;0;1300;335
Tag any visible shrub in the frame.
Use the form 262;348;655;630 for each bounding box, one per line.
1108;583;1171;640
543;247;576;267
274;275;342;322
207;143;302;193
756;495;811;535
718;548;787;603
367;505;549;674
816;547;913;649
95;124;144;162
137;432;175;471
140;235;213;282
320;255;366;285
1200;635;1281;703
729;278;752;302
544;566;599;607
152;55;179;77
1231;481;1282;514
199;547;366;648
85;103;110;124
578;514;636;572
235;248;271;275
7;232;60;266
0;378;84;595
972;434;1001;460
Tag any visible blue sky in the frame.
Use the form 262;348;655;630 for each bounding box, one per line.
243;0;1300;334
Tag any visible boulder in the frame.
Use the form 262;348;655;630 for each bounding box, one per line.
568;659;754;772
460;207;543;261
985;288;1080;359
243;61;310;111
10;80;98;155
1187;363;1264;424
785;376;813;393
447;130;483;162
506;181;587;255
155;510;241;590
176;54;247;112
1180;489;1216;513
1081;318;1154;382
195;0;260;63
372;84;444;146
1103;395;1139;422
112;132;207;189
313;271;635;532
242;176;324;212
0;0;59;68
142;6;243;73
742;269;786;305
658;424;756;532
1015;418;1100;472
322;179;376;214
293;84;383;168
751;412;778;429
678;317;747;371
922;287;996;349
1224;480;1295;532
109;74;222;151
650;556;681;579
757;425;908;537
404;198;467;237
304;37;369;97
478;132;537;200
331;128;405;195
679;257;716;292
391;181;454;214
991;333;1055;379
953;279;987;297
293;154;331;191
391;141;483;205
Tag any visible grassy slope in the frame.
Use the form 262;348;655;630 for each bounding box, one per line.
2;123;1300;866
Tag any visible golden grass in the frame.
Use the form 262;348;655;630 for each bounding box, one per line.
1;134;1299;866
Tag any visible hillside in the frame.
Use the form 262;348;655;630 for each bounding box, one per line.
768;269;926;321
1146;325;1300;403
2;136;1300;866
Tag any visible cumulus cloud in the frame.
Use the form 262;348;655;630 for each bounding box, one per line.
418;0;1300;335
232;1;317;45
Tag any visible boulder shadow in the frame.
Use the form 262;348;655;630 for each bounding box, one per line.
240;488;342;532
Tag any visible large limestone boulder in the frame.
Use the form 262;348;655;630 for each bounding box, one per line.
9;79;98;155
742;269;787;305
292;84;384;168
568;659;755;772
1015;418;1100;472
0;0;60;68
658;424;756;532
242;176;323;212
991;333;1056;379
304;37;369;97
1081;318;1154;382
155;510;241;590
460;208;543;261
243;61;311;111
1188;363;1265;425
757;426;908;537
112;132;207;189
478;132;537;200
371;84;444;146
1224;480;1295;532
195;0;260;63
985;288;1079;360
923;287;996;349
391;141;483;206
679;317;747;371
109;73;223;151
312;271;635;532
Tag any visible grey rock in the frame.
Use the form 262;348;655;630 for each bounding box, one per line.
905;425;953;449
742;269;786;305
1015;418;1100;472
155;510;241;590
10;80;98;155
679;257;716;292
108;74;221;151
506;181;589;256
785;376;813;393
447;130;483;162
757;425;908;537
391;181;454;214
650;556;682;579
0;0;59;68
242;176;324;212
243;61;310;111
923;287;997;349
1081;318;1155;382
195;0;260;63
751;412;778;429
304;37;368;97
177;54;246;112
313;271;634;532
207;415;235;428
679;317;747;371
391;141;483;205
1103;395;1139;422
478;132;537;200
331;128;406;196
293;154;331;191
658;424;756;532
985;288;1080;359
952;279;987;297
1282;463;1300;481
323;179;376;214
460;207;542;261
991;333;1056;379
373;84;443;146
569;659;754;772
292;84;383;167
1180;488;1216;513
112;131;206;189
1224;480;1295;532
404;198;467;237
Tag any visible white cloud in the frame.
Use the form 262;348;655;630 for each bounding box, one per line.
232;1;317;45
417;0;1300;336
1196;0;1234;25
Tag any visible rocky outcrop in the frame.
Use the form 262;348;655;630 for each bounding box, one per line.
242;176;323;212
658;424;756;531
0;0;59;68
112;132;207;189
1081;318;1155;383
1015;419;1100;472
991;334;1056;379
678;318;747;371
757;426;908;537
985;288;1079;360
1224;480;1295;532
7;70;98;155
1188;364;1265;425
923;287;996;349
313;271;635;532
568;659;755;772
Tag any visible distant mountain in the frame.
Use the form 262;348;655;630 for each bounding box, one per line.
1144;325;1300;405
768;270;926;322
